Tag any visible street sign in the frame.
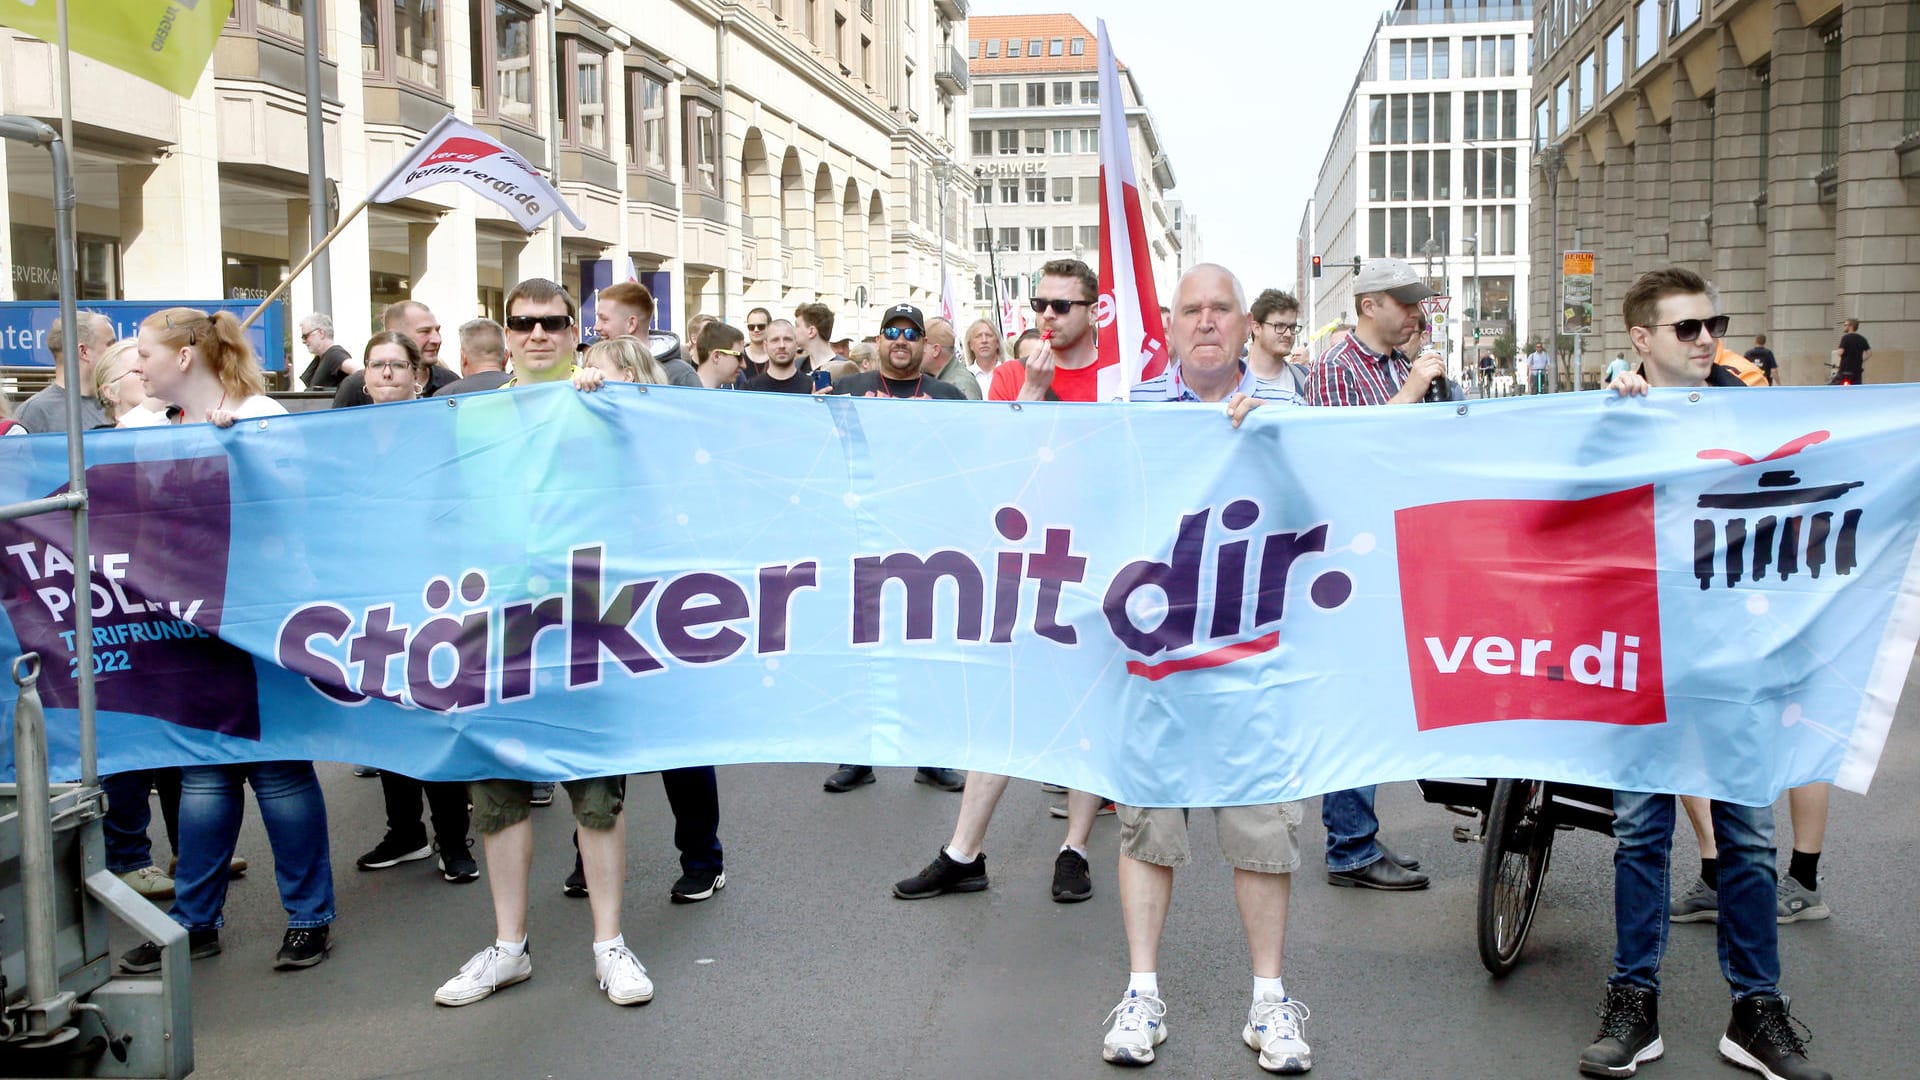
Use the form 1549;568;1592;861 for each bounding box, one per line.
1419;295;1451;318
1562;251;1595;335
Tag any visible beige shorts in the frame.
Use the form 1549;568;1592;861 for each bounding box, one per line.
1116;801;1304;873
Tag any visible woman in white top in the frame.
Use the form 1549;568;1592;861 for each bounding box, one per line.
134;307;286;427
91;339;167;428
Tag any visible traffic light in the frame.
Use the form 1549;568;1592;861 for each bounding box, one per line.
1311;255;1322;278
1353;256;1362;275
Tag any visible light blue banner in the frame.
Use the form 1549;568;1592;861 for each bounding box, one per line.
3;384;1916;806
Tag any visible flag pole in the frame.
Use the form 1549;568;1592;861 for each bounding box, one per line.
240;195;373;329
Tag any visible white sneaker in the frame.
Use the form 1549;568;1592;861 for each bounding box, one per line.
117;865;176;900
433;944;531;1006
596;945;654;1006
1243;993;1312;1074
1101;990;1168;1065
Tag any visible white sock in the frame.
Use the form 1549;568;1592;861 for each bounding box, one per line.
1254;975;1286;1002
1061;844;1088;859
495;937;527;957
944;845;978;864
592;935;625;957
1128;971;1160;998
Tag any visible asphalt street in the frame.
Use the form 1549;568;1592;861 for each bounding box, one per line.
125;652;1920;1080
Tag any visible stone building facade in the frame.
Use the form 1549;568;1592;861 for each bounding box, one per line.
1531;0;1919;385
0;0;974;353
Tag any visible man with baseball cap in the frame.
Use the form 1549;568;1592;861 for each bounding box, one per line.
1302;257;1445;894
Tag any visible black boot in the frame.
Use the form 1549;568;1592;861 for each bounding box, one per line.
1579;984;1662;1077
1719;994;1830;1080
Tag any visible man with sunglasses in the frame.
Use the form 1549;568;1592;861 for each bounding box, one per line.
742;307;774;379
1246;289;1310;404
987;259;1106;403
296;312;359;390
1580;266;1827;1080
693;321;747;388
434;278;654;1013
1302;258;1437;895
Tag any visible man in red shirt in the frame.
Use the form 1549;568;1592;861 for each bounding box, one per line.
987;259;1108;403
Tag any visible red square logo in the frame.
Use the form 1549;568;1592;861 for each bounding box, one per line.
1396;485;1667;731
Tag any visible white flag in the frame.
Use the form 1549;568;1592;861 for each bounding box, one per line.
1093;21;1170;401
371;114;586;233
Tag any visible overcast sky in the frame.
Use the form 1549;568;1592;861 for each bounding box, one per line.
977;1;1391;296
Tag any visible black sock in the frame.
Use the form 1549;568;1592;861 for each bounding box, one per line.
1700;857;1718;890
1788;850;1821;891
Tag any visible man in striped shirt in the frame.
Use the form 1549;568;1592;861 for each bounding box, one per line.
1304;258;1438;893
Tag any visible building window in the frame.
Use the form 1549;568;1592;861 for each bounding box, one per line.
1053;128;1072;153
1390;207;1407;258
973;129;994;156
1369;153;1387;202
973;82;991;109
239;0;318;49
1578;52;1596;117
1411;39;1429;79
684;98;718;195
364;0;442;92
1635;0;1658;67
1391;94;1408;143
1027;38;1042;55
1027;82;1046;107
1079;176;1099;203
1390;151;1408;200
1820;24;1842;171
977;181;991;205
1500;36;1515;77
1462;35;1477;77
1465;91;1479;140
999;227;1020;251
1052;177;1074;202
1433;39;1449;79
1603;22;1625;95
1370;98;1387;144
1670;0;1701;35
1049;38;1064;57
1370;208;1387;258
626;70;668;175
1554;78;1570;134
985;39;999;58
1500;147;1517;197
1500;90;1516;139
1079;225;1098;249
1053;80;1073;104
1756;64;1772;192
908;160;921;223
1434;150;1450;198
1054;225;1074;249
560;41;607;152
1000;83;1019;108
1071;38;1086;56
1080;80;1098;103
998;128;1018;154
860;35;871;85
1000;180;1018;203
468;2;533;127
1390;39;1407;79
1412;152;1429;199
1028;227;1047;250
1078;128;1098;153
1535;98;1548;148
1412;94;1429;142
1005;38;1020;57
1025;129;1046;154
1027;178;1046;203
970;40;980;59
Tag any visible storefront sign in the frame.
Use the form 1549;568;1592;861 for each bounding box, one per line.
0;299;288;372
976;161;1048;177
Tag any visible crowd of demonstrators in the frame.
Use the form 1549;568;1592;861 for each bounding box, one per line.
0;267;1846;1079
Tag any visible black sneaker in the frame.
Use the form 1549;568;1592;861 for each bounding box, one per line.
1051;848;1093;903
823;764;875;792
1579;984;1662;1077
120;928;221;973
914;767;967;792
1719;994;1830;1080
273;926;332;970
893;849;988;899
563;854;588;898
528;782;556;807
437;839;479;884
356;833;432;870
670;869;728;904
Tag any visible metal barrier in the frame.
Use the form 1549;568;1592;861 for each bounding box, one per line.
1;113;192;1078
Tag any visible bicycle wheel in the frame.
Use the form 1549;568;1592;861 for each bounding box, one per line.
1476;778;1556;976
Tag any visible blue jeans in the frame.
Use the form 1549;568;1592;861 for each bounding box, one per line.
1322;786;1382;872
1610;791;1779;999
170;762;336;932
102;769;181;874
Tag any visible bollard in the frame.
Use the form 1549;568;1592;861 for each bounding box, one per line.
12;653;60;1018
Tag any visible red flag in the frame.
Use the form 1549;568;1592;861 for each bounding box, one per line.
1094;21;1169;401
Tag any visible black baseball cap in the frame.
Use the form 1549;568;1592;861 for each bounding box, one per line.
880;303;925;333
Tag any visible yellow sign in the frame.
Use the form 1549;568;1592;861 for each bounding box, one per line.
0;0;233;97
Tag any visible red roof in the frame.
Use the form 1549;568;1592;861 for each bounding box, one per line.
967;14;1122;74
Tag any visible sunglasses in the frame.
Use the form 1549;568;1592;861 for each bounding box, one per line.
746;322;768;331
505;314;576;333
711;347;743;359
1642;314;1730;342
881;326;923;342
1030;298;1094;315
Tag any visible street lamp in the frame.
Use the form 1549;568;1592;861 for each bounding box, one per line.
1462;233;1480;379
973;165;1005;339
1535;141;1566;394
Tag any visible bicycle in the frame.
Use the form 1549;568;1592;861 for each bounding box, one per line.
1416;778;1616;976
